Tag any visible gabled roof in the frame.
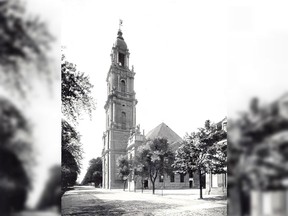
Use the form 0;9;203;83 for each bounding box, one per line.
146;122;183;151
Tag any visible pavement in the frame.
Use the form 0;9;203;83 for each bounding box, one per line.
62;186;227;216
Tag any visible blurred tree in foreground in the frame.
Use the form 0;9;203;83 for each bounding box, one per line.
0;0;54;95
228;94;288;215
37;165;61;212
0;97;32;213
173;120;227;199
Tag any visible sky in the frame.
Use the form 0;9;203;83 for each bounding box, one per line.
61;0;288;182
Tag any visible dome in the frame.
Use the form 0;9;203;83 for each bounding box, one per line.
115;30;127;50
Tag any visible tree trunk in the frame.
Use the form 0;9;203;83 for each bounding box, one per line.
123;180;126;191
199;169;203;199
152;181;155;194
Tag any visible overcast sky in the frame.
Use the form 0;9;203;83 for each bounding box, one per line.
61;0;288;182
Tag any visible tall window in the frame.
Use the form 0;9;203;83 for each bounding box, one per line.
121;111;126;129
170;173;175;182
118;53;125;66
120;80;126;92
159;175;163;182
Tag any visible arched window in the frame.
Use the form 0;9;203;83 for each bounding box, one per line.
121;111;126;129
120;80;126;92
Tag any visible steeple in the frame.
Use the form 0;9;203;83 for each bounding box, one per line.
102;25;137;189
110;25;130;68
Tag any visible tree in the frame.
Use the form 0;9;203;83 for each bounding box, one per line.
81;157;102;187
61;54;96;123
0;0;55;96
37;165;61;212
173;120;227;199
61;55;95;188
229;96;288;215
116;155;131;191
61;120;83;190
136;138;174;194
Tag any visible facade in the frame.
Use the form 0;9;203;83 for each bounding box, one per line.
102;29;137;189
127;122;192;191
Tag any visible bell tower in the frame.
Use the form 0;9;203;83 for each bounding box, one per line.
102;28;137;189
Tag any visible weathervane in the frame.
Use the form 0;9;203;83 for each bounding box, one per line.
119;19;123;30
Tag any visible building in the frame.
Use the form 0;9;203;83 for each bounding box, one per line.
102;29;137;189
102;28;227;193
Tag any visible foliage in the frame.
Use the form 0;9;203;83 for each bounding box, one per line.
61;53;95;189
61;54;96;123
81;157;102;187
116;155;131;191
229;96;288;191
0;147;29;213
173;120;227;198
136;138;174;194
0;0;54;95
37;165;61;212
62;119;83;189
0;97;34;182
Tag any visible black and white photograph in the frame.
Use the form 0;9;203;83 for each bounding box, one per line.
0;0;288;215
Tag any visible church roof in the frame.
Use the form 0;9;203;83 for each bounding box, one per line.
145;122;183;151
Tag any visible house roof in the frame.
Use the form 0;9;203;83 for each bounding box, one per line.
145;122;183;151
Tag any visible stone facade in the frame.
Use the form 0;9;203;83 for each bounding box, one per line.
102;29;137;189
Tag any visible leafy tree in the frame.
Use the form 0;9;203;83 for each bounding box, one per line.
136;138;174;194
61;54;95;187
116;155;131;191
61;120;82;189
173;120;227;199
0;0;54;96
129;154;148;192
61;54;96;123
81;157;102;187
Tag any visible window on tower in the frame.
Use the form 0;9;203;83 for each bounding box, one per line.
120;80;126;92
118;53;125;67
121;111;126;129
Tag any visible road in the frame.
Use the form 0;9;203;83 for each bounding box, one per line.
62;186;227;216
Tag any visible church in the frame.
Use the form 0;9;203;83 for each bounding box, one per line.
101;27;227;193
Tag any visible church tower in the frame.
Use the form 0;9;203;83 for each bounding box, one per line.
102;28;137;189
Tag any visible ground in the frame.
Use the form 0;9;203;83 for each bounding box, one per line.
62;186;227;216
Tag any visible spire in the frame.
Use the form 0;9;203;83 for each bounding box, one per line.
117;19;124;40
117;29;124;40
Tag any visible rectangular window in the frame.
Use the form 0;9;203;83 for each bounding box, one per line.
170;173;175;182
180;173;185;183
159;175;163;182
118;53;125;66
